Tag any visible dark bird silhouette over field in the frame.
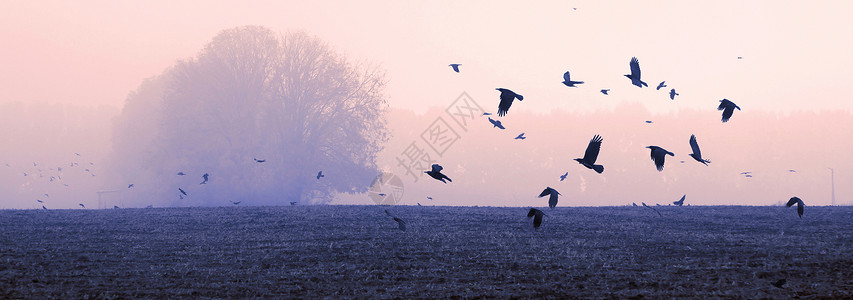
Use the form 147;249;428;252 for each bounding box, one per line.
669;89;679;100
178;188;187;196
561;71;584;87
425;164;451;183
316;171;324;179
625;57;648;88
645;120;653;124
514;133;526;140
656;81;667;90
449;64;461;73
674;195;685;206
488;117;505;129
539;187;561;208
718;99;741;122
527;208;545;229
42;205;47;210
600;89;610;95
78;203;85;208
254;158;265;163
646;146;674;171
786;197;805;219
632;203;638;207
385;210;407;232
574;134;604;174
177;172;185;176
482;112;492;116
688;134;711;165
231;201;241;205
642;202;662;217
772;278;787;288
559;172;568;181
36;199;43;203
200;173;209;184
128;184;134;188
496;88;523;117
290;201;298;206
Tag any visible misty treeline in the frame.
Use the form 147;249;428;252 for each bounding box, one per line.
375;102;853;207
0;102;117;209
107;26;389;207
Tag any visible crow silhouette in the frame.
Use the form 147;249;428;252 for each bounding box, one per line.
656;81;667;90
385;210;407;232
646;146;674;171
527;208;545;229
449;64;461;73
316;171;324;179
488;117;505;129
177;172;186;176
231;201;241;205
561;71;584;87
718;99;741;122
514;133;526;140
574;134;604;174
674;195;685;206
425;164;451;183
624;57;648;88
600;89;610;95
688;134;711;166
786;197;805;219
178;188;187;196
78;203;85;208
539;187;561;208
254;158;265;163
128;184;134;188
496;88;523;117
669;89;679;100
559;172;568;181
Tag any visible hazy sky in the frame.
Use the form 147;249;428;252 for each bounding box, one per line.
2;1;852;114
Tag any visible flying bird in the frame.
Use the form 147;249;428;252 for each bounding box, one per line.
514;133;526;140
718;99;741;122
600;89;610;95
624;57;648;88
772;278;786;288
200;173;209;184
669;89;679;100
42;206;47;210
574;134;604;174
231;201;241;205
425;164;451;183
488;117;505;129
688;134;711;166
316;171;324;179
426;196;433;200
178;188;187;196
786;197;805;219
128;184;134;188
559;172;568;181
385;210;407;232
254;158;265;163
36;199;43;203
745;174;753;178
177;172;186;176
788;169;797;173
114;205;120;209
290;201;298;206
482;112;492;116
642;202;662;217
78;203;85;208
674;195;685;206
656;81;667;90
561;71;584;87
539;187;561;208
740;171;752;175
632;203;638;207
646;146;674;171
496;88;523;117
527;208;545;229
449;64;461;73
645;120;653;124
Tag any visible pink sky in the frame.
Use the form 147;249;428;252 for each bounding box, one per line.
1;1;852;114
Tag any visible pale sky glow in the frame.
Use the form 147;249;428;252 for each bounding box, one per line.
1;1;852;208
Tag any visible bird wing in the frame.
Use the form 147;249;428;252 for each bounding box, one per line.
563;71;571;82
538;188;553;197
786;197;800;207
718;99;731;111
722;107;734;122
431;164;443;173
689;134;702;157
533;213;542;228
394;217;406;231
630;57;641;78
497;89;515;116
582;135;603;164
527;208;539;218
651;148;666;171
488;117;497;126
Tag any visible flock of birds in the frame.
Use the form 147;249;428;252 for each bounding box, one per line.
386;57;807;234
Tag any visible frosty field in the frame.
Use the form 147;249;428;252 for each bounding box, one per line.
1;205;851;298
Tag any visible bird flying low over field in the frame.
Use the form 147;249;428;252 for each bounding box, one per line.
179;188;187;196
488;117;505;129
561;71;584;87
669;89;679;100
316;171;324;179
718;99;741;122
231;201;241;205
656;81;667;90
600;89;610;95
449;64;461;73
674;195;685;206
574;134;604;174
254;158;265;163
177;172;185;176
559;172;568;181
625;57;648;88
539;187;561;208
642;202;662;217
514;133;526;140
496;88;523;117
688;134;711;165
385;210;407;232
527;208;545;229
78;203;85;208
200;173;209;184
646;146;674;171
425;164;452;183
786;197;805;219
128;184;134;188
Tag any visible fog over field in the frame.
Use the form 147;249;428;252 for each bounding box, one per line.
2;1;853;208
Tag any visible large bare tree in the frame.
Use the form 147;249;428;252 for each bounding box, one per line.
112;26;388;206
